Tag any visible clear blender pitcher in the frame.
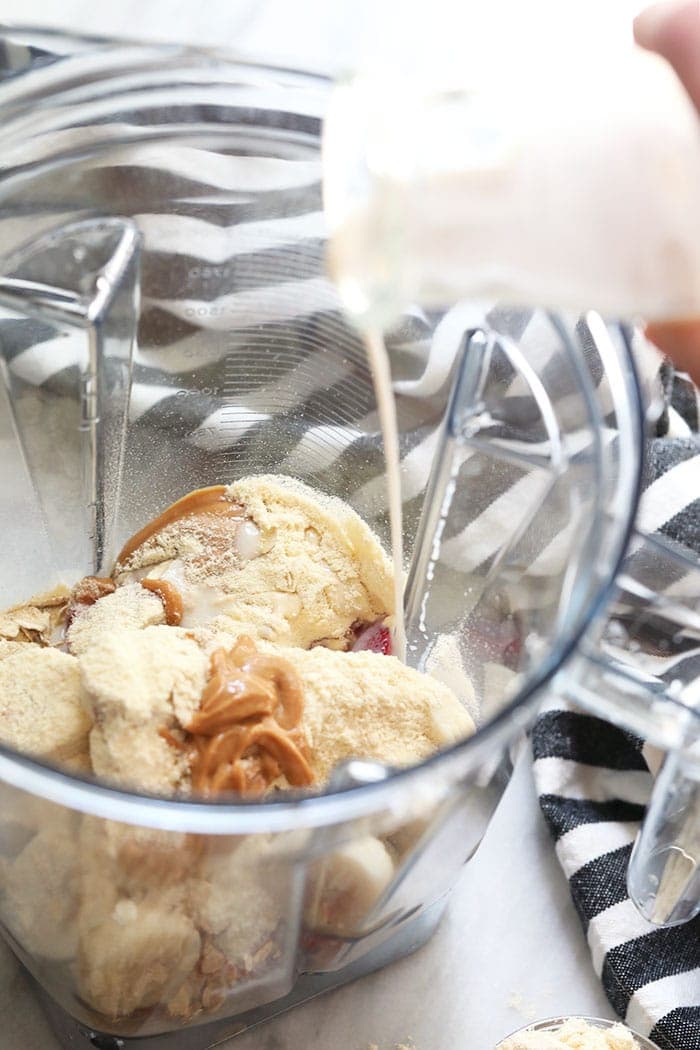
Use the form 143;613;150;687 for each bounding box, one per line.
0;28;676;1049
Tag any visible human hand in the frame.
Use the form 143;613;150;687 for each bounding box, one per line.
635;0;700;384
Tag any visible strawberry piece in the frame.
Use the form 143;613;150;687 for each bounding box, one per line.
352;622;392;655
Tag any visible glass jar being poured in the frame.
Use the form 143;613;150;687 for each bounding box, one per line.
323;44;700;328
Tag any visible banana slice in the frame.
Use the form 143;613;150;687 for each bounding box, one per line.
77;888;201;1019
385;814;433;857
0;819;81;961
305;836;395;936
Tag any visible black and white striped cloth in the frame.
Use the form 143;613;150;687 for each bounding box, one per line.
532;365;700;1050
0;41;698;1049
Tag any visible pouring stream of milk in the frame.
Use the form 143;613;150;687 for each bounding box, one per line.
363;328;407;662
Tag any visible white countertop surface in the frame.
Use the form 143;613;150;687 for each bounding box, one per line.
0;3;623;1046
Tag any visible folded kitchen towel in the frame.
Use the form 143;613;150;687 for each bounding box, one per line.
531;365;700;1050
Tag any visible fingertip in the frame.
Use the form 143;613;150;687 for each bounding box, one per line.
634;2;668;48
644;319;700;387
634;0;699;50
634;0;700;109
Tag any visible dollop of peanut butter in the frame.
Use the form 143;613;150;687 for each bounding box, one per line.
168;637;314;797
115;486;243;567
141;579;184;626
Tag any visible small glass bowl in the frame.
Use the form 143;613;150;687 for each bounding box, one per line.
497;1016;659;1049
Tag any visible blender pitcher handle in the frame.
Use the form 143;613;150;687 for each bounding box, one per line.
554;526;700;926
627;748;700;925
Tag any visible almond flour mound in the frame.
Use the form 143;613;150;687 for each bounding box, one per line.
271;645;475;783
0;646;91;767
217;475;393;648
79;625;208;794
498;1019;640;1049
78;625;474;795
114;475;394;649
177;633;476;788
67;583;165;655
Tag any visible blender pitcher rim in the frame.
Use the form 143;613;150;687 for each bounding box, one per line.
0;39;647;832
0;26;336;102
0;23;338;78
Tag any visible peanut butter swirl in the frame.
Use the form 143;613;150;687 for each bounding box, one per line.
116;486;243;566
141;579;184;626
178;637;314;797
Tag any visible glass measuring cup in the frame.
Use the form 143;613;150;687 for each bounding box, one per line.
0;28;654;1048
